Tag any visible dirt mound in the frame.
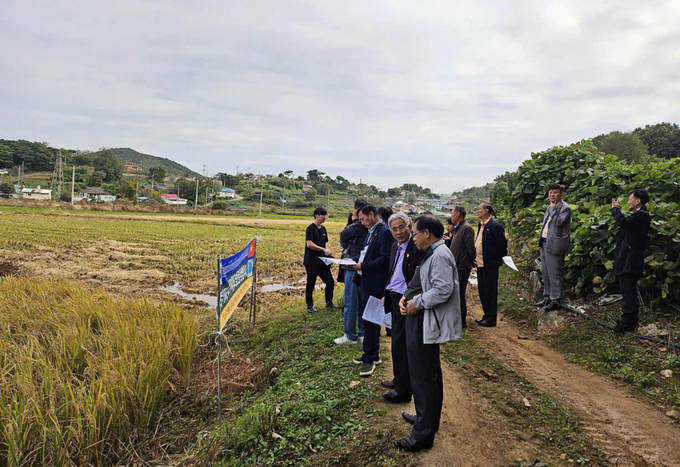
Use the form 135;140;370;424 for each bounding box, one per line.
0;260;20;277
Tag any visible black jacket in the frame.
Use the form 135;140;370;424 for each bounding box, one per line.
611;207;651;277
478;218;508;267
356;222;395;298
339;220;368;261
384;237;424;313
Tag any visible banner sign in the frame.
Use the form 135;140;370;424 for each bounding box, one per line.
218;238;256;331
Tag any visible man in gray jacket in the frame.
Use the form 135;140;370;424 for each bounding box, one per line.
534;184;571;311
396;215;462;452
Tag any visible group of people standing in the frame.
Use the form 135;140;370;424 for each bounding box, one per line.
302;186;651;452
303;199;509;451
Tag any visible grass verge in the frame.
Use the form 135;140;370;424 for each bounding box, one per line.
185;292;408;467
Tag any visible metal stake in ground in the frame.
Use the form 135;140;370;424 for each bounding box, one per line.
216;254;222;423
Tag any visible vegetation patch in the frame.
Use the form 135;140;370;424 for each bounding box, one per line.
0;277;198;466
185;295;405;467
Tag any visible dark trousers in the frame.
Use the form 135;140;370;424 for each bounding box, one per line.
619;273;640;325
458;268;471;323
388;292;412;398
405;311;442;443
359;288;381;363
305;264;334;308
477;265;500;324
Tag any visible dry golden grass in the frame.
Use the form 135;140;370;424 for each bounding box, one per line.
0;277;198;466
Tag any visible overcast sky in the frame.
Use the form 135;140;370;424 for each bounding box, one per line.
1;0;679;192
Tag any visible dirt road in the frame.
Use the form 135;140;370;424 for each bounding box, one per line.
463;294;680;467
378;292;680;467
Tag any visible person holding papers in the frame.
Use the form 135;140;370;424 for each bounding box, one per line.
397;215;461;452
304;207;336;313
335;200;368;345
349;204;395;377
473;203;508;327
381;212;424;403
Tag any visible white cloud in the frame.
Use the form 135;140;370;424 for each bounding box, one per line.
1;0;679;193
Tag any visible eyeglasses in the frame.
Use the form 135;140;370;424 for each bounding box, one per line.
390;224;408;233
412;230;423;237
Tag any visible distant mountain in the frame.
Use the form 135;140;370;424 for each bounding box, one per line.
112;148;201;178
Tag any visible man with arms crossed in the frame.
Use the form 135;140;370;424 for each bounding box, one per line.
397;216;461;452
380;212;424;402
533;184;572;312
449;205;475;328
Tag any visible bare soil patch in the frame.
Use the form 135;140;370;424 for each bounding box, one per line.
378;336;543;466
466;292;680;467
0;260;21;277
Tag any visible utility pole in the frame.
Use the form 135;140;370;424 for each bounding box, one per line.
151;173;154;192
258;186;263;217
71;166;75;207
195;179;199;209
51;150;64;200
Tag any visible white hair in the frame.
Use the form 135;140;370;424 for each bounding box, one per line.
388;212;410;228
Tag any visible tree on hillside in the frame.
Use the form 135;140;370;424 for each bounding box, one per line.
0;144;12;168
217;173;240;188
634;122;680;159
284;170;294;178
93;149;123;182
305;187;317;201
73;150;93;166
387;187;401;198
0;182;14;195
118;179;137;200
147;166;167;183
405;192;417;204
307;169;325;182
317;183;330;195
592;131;649;163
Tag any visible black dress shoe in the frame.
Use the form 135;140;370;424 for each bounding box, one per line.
613;321;638;334
542;301;560;312
474;317;487;324
382;390;411;403
477;319;496;327
401;412;416;425
394;435;433;452
532;298;548;307
326;302;340;309
380;380;395;389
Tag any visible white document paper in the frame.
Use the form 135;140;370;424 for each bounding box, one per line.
318;257;357;266
362;295;391;328
502;256;519;271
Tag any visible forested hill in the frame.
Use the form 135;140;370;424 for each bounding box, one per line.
0;139;200;178
111;148;200;178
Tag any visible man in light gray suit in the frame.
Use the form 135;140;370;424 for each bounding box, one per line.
533;183;571;311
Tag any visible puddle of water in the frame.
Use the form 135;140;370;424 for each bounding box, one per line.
161;282;218;308
259;283;305;293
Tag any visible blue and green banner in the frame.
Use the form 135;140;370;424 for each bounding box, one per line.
217;238;256;331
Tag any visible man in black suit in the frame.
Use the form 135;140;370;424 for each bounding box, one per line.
473;203;508;327
350;204;395;376
611;189;651;333
381;212;424;402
